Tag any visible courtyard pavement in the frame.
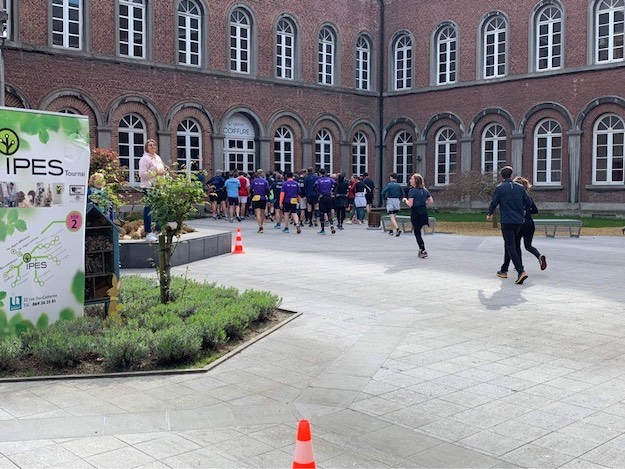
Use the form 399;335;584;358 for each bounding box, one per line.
1;217;625;468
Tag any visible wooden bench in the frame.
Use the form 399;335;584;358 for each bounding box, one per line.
533;219;582;238
382;215;436;235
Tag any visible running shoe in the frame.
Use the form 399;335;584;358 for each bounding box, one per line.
338;225;344;230
274;223;281;229
388;230;394;236
313;219;318;227
257;227;264;233
330;226;336;234
296;226;301;234
539;255;547;271
515;272;528;284
318;230;326;235
283;227;289;233
497;271;508;279
396;230;401;237
418;250;428;258
236;216;242;222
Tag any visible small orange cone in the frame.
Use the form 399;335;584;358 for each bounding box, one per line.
292;420;315;468
232;228;245;254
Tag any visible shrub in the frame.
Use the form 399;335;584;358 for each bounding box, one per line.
187;312;227;348
239;290;281;321
28;330;96;368
0;336;22;371
152;324;202;365
101;328;152;371
141;308;184;332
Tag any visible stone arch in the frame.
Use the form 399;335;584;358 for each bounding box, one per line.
422;112;465;140
468;107;515;137
5;85;31;109
310;115;344;173
519;102;574;133
576;95;625;130
167;101;215;172
106;95;163;156
266;110;306;172
348;119;377;176
384;116;419;139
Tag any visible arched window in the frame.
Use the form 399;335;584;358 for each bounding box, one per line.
596;0;625;63
315;129;333;171
119;0;146;58
535;5;563;70
593;114;625;184
52;0;83;49
318;26;335;85
274;126;293;172
118;114;146;184
393;33;412;90
177;118;202;176
178;0;202;67
534;119;562;185
276;18;295;79
230;9;250;73
393;131;413;183
436;25;457;85
352;132;368;175
356;35;371;90
482;123;506;174
435;128;457;186
483;15;507;78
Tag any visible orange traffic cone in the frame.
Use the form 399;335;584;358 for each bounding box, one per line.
292;420;316;468
232;228;245;254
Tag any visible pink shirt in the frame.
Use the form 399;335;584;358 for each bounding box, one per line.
138;152;165;188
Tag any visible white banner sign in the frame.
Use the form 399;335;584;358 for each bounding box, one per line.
0;108;90;335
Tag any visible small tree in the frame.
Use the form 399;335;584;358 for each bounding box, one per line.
142;172;205;304
437;170;499;226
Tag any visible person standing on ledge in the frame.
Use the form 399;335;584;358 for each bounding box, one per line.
486;166;532;285
402;173;433;258
138;139;166;243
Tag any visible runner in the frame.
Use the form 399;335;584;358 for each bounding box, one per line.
313;168;336;235
303;167;319;227
270;172;284;229
224;171;241;222
237;171;250;220
279;172;302;234
250;169;270;233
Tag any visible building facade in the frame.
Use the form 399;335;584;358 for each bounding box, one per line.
2;0;624;213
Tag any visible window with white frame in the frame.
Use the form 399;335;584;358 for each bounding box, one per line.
119;0;146;58
356;35;371;90
536;5;562;70
596;0;625;63
315;129;333;171
1;0;10;39
435;128;457;186
483;15;507;78
394;131;413;184
482;123;506;175
274;126;293;172
230;9;250;73
352;132;368;175
436;25;457;85
534;119;562;185
52;0;82;49
318;27;335;85
177;119;202;176
276;18;294;79
178;0;201;67
118;114;146;184
593;114;624;184
394;33;412;90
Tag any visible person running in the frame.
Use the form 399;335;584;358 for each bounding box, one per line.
402;173;433;258
250;169;270;233
280;172;302;234
499;176;547;275
224;171;241;222
303;167;319;227
486;166;532;284
237;172;250;220
363;172;375;219
208;169;226;219
314;168;336;234
381;172;404;236
270;172;284;229
353;176;367;224
296;169;307;227
333;173;349;230
347;174;357;224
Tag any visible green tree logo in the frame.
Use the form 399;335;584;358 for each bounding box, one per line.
0;128;20;155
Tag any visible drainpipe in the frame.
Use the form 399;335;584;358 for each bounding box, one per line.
377;0;385;203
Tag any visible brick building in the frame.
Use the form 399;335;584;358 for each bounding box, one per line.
2;0;624;213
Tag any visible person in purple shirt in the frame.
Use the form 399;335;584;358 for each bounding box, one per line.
313;168;336;235
279;172;302;234
250;169;270;233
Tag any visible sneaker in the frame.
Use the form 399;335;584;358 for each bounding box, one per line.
345;219;353;225
497;271;508;279
236;216;242;222
313;219;318;227
396;230;401;237
212;215;218;220
388;230;394;236
145;232;158;243
283;227;289;233
515;272;529;285
274;223;281;229
318;230;326;235
418;250;428;258
539;255;547;271
257;227;264;233
229;218;234;223
338;225;344;230
330;226;336;234
308;223;314;228
296;226;301;234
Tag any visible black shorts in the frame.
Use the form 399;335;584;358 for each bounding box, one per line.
307;195;319;206
319;195;332;214
252;199;267;210
228;197;239;205
282;202;297;213
365;192;373;204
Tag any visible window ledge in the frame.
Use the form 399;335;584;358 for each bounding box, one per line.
585;184;625;191
531;185;563;191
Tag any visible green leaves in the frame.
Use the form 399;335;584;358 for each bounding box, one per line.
59;309;75;322
0;209;28;242
71;271;85;304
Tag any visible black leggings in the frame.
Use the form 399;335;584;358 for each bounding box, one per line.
336;206;346;226
410;213;426;251
501;221;541;272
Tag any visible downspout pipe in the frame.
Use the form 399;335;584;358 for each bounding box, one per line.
377;0;385;203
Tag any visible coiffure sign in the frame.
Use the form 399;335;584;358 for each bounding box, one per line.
222;114;254;138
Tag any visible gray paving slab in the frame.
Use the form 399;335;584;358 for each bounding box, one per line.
2;218;625;467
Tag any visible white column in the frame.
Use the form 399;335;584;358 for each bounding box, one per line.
568;130;582;204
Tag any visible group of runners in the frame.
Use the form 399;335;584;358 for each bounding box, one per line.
200;168;377;234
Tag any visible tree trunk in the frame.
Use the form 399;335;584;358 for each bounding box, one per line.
157;233;171;304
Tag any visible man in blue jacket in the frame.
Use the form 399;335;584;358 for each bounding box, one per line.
487;166;532;285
